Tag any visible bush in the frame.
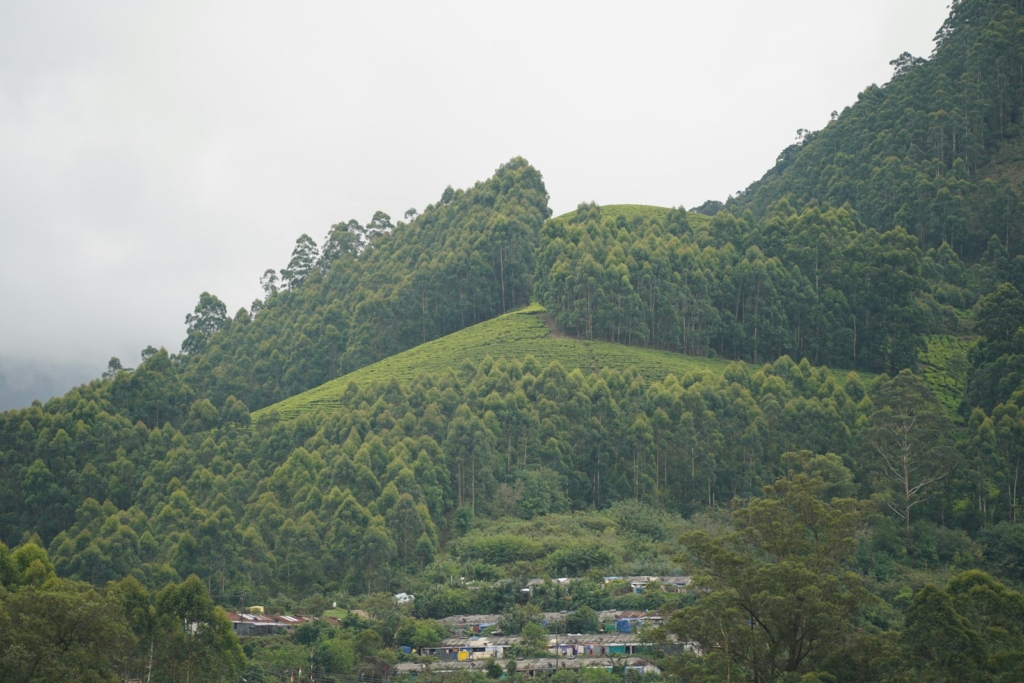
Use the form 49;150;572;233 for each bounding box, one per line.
318;638;356;674
564;606;599;634
395;617;447;649
457;535;546;565
547;543;614;577
911;521;982;568
513;468;570;519
499;604;539;635
413;586;474;619
606;500;670;541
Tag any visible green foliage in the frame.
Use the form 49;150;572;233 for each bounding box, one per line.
498;603;540;635
9;8;1024;682
864;370;960;552
456;535;547;565
668;469;871;682
563;605;599;634
537;201;932;373
175;157;551;413
547;543;614;576
484;657;503;679
0;577;129;683
154;574;245;683
980;522;1024;582
395;617;446;649
901;571;1024;682
728;1;1024;265
0;545;243;683
555;204;713;233
606;500;672;541
259;304;737;419
506;621;550;659
0;346;880;601
919;334;974;417
966;283;1024;412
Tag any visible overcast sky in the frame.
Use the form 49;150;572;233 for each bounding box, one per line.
0;0;951;409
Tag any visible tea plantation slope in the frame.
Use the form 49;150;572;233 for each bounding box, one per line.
256;304;876;419
256;304;736;419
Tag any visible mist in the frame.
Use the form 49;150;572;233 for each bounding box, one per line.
0;0;951;409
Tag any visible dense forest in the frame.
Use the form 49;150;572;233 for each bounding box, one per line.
730;0;1024;265
5;0;1024;681
174;157;549;414
536;202;940;371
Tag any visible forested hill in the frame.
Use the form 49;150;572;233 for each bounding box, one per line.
8;2;1024;680
167;157;550;417
526;1;1024;378
535;201;944;374
727;0;1024;268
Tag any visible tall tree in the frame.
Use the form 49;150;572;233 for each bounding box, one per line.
153;575;244;683
864;370;959;552
181;292;228;355
280;234;320;289
668;458;870;683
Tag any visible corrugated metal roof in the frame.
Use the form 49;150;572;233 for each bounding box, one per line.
225;613;315;625
394;657;659;673
435;633;646;647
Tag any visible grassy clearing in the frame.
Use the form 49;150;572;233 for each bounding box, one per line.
322;608;348;619
256;304;740;419
452;506;700;577
259;305;580;418
919;334;974;419
257;303;878;419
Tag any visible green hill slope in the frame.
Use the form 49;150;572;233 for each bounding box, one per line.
166;157;550;418
258;301;873;419
257;303;736;418
726;1;1024;262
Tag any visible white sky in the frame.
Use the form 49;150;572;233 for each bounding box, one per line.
0;0;951;406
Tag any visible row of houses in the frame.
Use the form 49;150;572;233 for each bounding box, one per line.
394;657;660;678
225;612;319;636
419;633;652;661
439;609;664;635
609;575;692;594
520;575;692;595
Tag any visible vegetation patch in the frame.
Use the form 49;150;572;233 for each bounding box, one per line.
919;334;973;418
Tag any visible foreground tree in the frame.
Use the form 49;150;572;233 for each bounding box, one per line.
0;579;128;683
901;570;1024;682
667;455;873;682
153;575;244;683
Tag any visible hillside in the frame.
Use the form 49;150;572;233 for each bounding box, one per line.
258;302;883;420
257;304;736;419
6;2;1024;681
163;157;551;419
726;2;1024;266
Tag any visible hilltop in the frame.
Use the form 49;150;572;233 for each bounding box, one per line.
553;204;712;232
